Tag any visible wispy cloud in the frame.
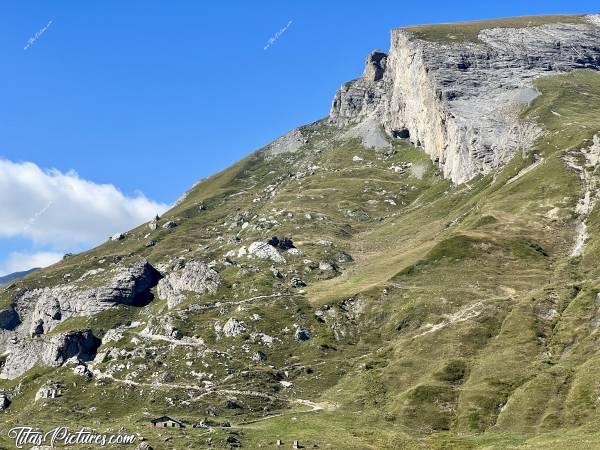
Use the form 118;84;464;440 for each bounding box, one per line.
264;20;292;50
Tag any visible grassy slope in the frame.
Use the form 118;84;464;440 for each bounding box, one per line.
1;71;600;449
405;14;587;43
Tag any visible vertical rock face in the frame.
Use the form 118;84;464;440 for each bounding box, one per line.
1;330;101;379
330;50;391;127
0;259;160;379
330;15;600;183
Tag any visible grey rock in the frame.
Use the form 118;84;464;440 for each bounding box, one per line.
223;318;246;337
363;50;387;81
264;128;306;156
330;16;600;183
253;350;266;362
157;261;222;309
0;391;10;410
319;261;337;272
22;259;159;337
295;327;312;342
337;251;354;263
290;278;306;288
162;221;177;229
270;267;284;278
0;261;157;379
224;399;242;409
247;242;286;263
73;363;93;378
135;443;153;450
35;382;64;401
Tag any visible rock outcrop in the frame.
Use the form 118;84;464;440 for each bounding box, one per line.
157;260;222;309
12;259;161;337
330;15;600;183
1;330;101;379
0;260;158;379
247;242;286;263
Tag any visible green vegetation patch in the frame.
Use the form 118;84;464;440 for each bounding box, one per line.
405;14;586;43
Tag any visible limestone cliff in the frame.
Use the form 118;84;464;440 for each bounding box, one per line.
330;15;600;183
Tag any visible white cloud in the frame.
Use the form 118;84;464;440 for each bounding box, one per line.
0;251;63;275
0;159;170;273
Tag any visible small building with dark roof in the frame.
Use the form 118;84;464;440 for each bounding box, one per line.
150;416;185;428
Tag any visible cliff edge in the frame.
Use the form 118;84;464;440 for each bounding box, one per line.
330;14;600;183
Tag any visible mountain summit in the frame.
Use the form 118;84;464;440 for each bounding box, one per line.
2;14;600;449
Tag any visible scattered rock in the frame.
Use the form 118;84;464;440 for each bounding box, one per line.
162;221;177;230
223;318;247;337
319;261;337;272
290;278;306;288
73;363;93;378
271;267;284;278
253;351;267;362
268;236;296;251
158;261;222;309
337;251;354;263
247;242;286;263
35;382;64;401
295;327;312;342
0;391;10;410
135;443;153;450
224;399;242;409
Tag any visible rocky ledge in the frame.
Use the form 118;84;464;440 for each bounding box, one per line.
330;15;600;183
0;259;160;379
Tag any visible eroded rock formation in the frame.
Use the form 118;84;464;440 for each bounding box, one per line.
330;15;600;183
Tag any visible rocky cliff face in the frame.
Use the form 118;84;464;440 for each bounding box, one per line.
0;259;160;379
330;15;600;183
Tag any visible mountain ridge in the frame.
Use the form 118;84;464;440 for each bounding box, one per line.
0;268;39;287
1;14;600;449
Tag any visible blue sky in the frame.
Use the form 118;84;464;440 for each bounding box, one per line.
0;0;598;274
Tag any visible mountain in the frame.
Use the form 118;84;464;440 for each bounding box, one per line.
2;14;600;449
0;268;39;287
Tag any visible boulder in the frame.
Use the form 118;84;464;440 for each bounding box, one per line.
247;242;286;263
223;318;246;337
35;382;64;401
295;327;312;342
73;363;93;378
253;351;267;362
0;391;10;410
290;278;306;288
319;261;337;272
157;261;222;309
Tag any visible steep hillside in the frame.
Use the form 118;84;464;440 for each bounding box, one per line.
2;14;600;450
0;269;39;287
